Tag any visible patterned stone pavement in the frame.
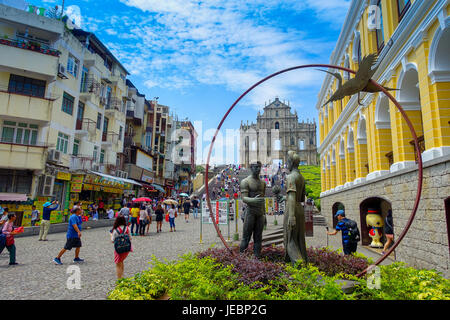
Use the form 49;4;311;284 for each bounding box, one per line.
0;214;389;300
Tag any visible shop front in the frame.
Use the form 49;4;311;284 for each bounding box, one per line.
69;172;139;217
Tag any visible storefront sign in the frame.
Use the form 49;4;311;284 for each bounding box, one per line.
57;172;72;181
141;174;153;184
72;175;84;184
71;183;83;193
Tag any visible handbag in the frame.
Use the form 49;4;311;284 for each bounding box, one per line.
6;235;14;246
165;214;169;222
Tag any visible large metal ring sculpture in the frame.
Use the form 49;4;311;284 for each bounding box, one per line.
204;64;423;278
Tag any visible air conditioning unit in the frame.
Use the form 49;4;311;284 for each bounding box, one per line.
48;149;62;163
57;64;68;79
41;175;54;196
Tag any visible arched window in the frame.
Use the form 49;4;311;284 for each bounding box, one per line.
376;0;385;52
275;122;280;130
352;31;362;64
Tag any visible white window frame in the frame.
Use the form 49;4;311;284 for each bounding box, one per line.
67;54;79;78
56;132;69;154
1;121;39;145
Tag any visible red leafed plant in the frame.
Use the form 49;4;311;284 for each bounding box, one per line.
197;245;369;283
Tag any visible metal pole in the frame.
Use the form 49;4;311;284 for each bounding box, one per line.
199;200;203;244
60;0;65;19
205;64;423;264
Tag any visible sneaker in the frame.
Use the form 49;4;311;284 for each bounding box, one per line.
73;257;84;263
9;262;18;266
53;258;63;265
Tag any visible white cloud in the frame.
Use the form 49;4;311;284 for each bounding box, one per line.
112;0;348;109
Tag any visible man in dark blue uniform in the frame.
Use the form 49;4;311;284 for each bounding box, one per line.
327;210;357;255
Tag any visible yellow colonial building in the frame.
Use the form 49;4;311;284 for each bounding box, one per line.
318;0;450;276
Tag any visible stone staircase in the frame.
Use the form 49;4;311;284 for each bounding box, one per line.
313;214;328;226
262;226;284;247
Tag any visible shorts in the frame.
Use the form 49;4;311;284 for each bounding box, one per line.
64;238;82;250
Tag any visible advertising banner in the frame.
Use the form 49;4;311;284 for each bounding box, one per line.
201;200;228;225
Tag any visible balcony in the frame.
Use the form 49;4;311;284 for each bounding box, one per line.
102;131;119;148
0;140;47;171
80;77;100;102
105;97;125;118
0;38;59;77
70;154;95;171
75;118;97;137
0;90;57;124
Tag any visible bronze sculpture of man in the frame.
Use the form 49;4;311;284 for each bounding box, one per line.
240;161;266;258
284;151;308;264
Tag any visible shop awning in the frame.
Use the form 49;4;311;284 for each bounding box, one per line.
0;193;28;202
89;171;142;186
151;183;166;193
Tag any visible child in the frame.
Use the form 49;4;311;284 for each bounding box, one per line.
111;215;132;279
31;205;40;226
53;207;83;265
107;207;115;219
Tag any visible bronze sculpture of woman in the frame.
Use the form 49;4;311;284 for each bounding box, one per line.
283;151;308;264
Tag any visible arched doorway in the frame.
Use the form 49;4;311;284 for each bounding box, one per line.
332;202;345;229
359;197;392;247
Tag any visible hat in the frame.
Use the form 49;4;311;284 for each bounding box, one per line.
335;210;345;218
43;202;52;208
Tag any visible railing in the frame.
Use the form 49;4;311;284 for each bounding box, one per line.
0;37;60;57
70;154;95;170
0;139;49;148
102;131;119;144
106;97;124;113
0;85;59;101
410;135;425;163
80;77;101;95
75;118;97;133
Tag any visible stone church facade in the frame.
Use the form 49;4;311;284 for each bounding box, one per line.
239;98;317;167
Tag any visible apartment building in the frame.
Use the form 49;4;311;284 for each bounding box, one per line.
317;0;450;275
175;120;197;194
123;80;156;196
0;4;136;219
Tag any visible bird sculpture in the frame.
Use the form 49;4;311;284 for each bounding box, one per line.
318;53;399;107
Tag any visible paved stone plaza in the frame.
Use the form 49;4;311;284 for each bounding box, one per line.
0;214;388;300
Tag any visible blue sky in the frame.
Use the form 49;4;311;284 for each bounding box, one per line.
29;0;351;164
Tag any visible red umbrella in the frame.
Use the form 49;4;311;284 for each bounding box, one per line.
132;197;151;202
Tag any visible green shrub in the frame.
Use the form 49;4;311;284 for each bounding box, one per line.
108;250;450;300
350;262;450;300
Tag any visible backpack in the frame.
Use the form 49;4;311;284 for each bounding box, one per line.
344;219;361;243
114;226;131;254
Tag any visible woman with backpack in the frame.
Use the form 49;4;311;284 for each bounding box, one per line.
111;215;132;279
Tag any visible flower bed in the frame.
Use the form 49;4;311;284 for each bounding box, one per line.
108;246;450;300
